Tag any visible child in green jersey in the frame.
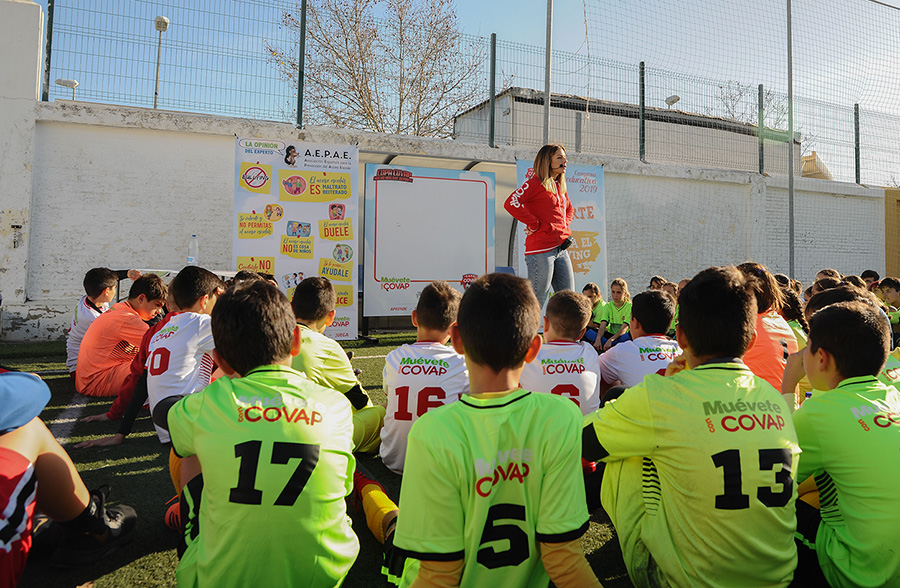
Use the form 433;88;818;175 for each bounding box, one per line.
153;281;359;588
391;273;601;588
793;300;900;588
291;276;385;452
583;266;800;588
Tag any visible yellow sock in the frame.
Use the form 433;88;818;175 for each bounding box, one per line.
360;482;398;544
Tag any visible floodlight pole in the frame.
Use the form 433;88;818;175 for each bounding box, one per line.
543;0;552;144
153;16;169;109
787;0;795;277
297;0;307;128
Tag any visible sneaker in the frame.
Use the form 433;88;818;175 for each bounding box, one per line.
345;350;354;360
50;486;137;569
29;512;61;558
164;496;181;531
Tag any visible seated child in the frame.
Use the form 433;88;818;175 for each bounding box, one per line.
144;266;225;446
519;289;601;415
291;276;384;453
152;281;359;588
391;273;601;587
597;289;681;396
583;266;799;587
737;262;798;390
793;300;900;587
66;268;140;377
596;277;632;352
381;281;467;474
581;282;604;344
75;274;166;397
0;372;137;579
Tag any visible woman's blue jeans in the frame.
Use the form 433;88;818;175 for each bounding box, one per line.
525;245;575;311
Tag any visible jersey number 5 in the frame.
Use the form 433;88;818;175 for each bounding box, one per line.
229;440;319;507
393;386;447;421
477;504;530;569
711;448;793;510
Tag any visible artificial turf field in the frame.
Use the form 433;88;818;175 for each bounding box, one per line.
4;336;630;588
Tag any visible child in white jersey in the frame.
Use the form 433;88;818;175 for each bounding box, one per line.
66;267;140;377
144;266;224;528
598;289;681;399
519;289;600;415
380;281;468;474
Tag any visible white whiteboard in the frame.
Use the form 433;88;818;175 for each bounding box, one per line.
363;165;495;316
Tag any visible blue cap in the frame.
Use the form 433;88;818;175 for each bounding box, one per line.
0;372;51;434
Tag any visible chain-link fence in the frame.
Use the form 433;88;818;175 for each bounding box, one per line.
43;0;900;185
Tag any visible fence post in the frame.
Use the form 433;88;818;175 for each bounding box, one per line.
575;112;583;153
296;0;307;128
854;103;861;184
639;61;645;163
489;33;496;148
758;84;765;175
41;0;54;101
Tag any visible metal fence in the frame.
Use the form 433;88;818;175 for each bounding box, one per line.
42;0;900;186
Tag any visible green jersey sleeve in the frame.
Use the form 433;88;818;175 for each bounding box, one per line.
792;405;823;482
168;391;204;458
585;381;656;459
396;417;466;559
536;400;589;541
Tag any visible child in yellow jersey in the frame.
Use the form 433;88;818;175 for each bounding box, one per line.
584;266;799;588
290;276;385;453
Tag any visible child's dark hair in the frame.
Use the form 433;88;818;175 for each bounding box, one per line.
808;301;888;378
546;290;591;340
817;268;842;280
212;281;295;375
861;269;880;282
737;262;784;312
170;266;225;310
227;270;265;288
814;276;843;293
631;290;676;335
805;284;873;318
128;274;167;302
83;268;118;298
291;276;336;322
415;281;461;332
582;282;601;298
457;273;540;372
779;287;808;334
843;275;866;289
879;277;900;292
678;266;756;357
649;275;666;289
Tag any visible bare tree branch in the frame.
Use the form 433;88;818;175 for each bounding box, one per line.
267;0;485;137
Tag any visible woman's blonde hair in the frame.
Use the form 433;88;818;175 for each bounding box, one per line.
533;143;568;196
611;278;631;302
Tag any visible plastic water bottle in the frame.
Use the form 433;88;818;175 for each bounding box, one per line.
187;234;199;266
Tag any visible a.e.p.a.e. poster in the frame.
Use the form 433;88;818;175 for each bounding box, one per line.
234;138;358;340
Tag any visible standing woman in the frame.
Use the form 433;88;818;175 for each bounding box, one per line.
504;143;575;311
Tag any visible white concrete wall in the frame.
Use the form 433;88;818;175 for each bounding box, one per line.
0;0;886;340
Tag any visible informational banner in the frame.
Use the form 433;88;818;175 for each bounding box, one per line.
234;139;358;340
514;161;607;299
364;165;495;316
